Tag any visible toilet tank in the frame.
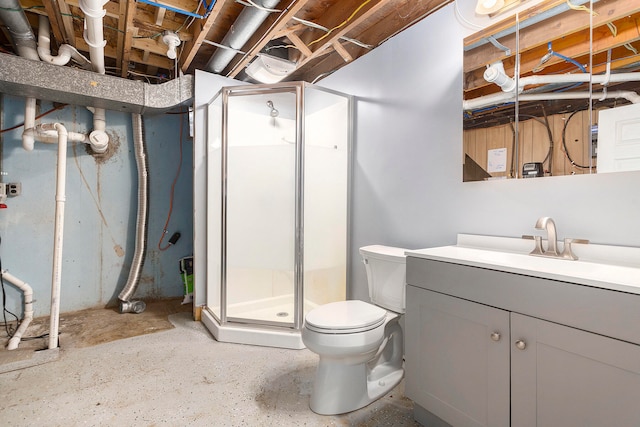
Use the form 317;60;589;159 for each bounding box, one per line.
359;245;408;313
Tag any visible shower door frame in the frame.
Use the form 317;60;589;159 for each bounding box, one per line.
218;82;305;330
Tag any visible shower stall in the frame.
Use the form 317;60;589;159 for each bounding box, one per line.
201;82;351;349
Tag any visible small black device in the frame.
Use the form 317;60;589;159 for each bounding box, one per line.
522;162;544;178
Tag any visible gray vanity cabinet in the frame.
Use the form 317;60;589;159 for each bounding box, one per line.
405;257;640;427
510;313;640;427
405;286;510;427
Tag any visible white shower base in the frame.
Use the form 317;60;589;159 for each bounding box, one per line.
202;294;319;349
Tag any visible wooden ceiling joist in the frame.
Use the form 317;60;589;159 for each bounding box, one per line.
289;0;390;74
42;0;75;46
121;0;138;77
178;0;227;73
225;0;314;78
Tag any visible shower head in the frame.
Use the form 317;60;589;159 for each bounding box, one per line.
266;100;279;118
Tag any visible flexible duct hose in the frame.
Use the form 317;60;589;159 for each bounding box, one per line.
118;113;148;313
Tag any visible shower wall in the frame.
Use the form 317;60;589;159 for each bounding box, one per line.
303;97;349;306
226;107;297;307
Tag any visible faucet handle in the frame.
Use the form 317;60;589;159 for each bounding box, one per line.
560;238;589;260
529;235;545;256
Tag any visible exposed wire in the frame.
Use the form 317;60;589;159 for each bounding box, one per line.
157;111;186;251
623;43;638;55
561;109;591;169
236;0;281;13
0;103;68;134
308;0;371;48
291;17;372;49
265;44;296;52
565;0;597;16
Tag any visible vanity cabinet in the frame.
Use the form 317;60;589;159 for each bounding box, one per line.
405;257;640;427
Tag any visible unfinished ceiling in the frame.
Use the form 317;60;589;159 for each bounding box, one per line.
463;0;640;129
0;0;451;84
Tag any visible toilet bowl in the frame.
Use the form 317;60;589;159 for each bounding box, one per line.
302;245;408;415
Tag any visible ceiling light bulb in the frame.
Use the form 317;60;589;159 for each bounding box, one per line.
475;0;505;15
162;31;181;60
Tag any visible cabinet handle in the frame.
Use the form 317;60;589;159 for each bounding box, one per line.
515;340;527;350
490;332;501;342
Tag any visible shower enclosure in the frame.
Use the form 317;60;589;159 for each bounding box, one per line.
202;82;351;349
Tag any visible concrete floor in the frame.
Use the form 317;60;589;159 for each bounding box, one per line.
0;304;420;426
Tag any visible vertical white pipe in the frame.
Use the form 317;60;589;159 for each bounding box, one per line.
2;270;34;350
47;123;68;350
22;97;36;151
79;0;107;75
80;0;109;153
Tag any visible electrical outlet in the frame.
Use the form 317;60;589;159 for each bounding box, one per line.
6;182;21;197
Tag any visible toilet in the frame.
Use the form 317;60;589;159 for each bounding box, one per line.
301;245;407;415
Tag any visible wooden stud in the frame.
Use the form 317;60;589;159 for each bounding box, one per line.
332;41;352;62
287;32;312;58
179;0;226;73
121;0;138;78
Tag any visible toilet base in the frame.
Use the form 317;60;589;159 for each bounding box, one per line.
309;358;404;415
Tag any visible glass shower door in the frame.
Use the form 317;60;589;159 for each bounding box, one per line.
224;89;298;327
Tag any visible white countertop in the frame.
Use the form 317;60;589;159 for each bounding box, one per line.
406;235;640;295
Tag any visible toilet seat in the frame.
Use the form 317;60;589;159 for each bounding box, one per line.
305;300;387;334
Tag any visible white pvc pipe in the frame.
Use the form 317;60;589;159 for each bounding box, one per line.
42;123;68;350
1;270;34;351
22;97;37;151
464;87;640;110
466;70;640;110
80;0;110;153
22;126;88;144
37;15;91;68
86;107;109;153
79;0;108;75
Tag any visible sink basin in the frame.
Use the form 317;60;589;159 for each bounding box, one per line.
406;234;640;295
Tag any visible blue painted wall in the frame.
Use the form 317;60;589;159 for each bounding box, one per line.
0;95;193;317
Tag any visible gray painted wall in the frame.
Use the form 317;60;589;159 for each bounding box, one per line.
0;96;193;317
320;4;640;302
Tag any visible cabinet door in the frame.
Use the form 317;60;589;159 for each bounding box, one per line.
511;313;640;427
405;286;510;427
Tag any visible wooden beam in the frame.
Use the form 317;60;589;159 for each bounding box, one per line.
179;0;227;73
464;0;640;74
287;32;312;58
155;7;167;26
121;0;138;77
66;0;120;18
332;41;352;62
116;0;128;74
281;0;391;76
224;0;315;78
41;0;68;45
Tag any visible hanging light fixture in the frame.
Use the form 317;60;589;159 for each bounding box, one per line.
475;0;505;15
245;54;296;84
162;31;181;60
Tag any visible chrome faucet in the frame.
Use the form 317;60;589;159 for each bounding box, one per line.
535;216;558;256
526;217;589;260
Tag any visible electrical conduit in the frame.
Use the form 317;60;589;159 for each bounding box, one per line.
118;113;148;314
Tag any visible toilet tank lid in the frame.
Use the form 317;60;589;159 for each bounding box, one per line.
305;300;387;331
359;245;408;260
